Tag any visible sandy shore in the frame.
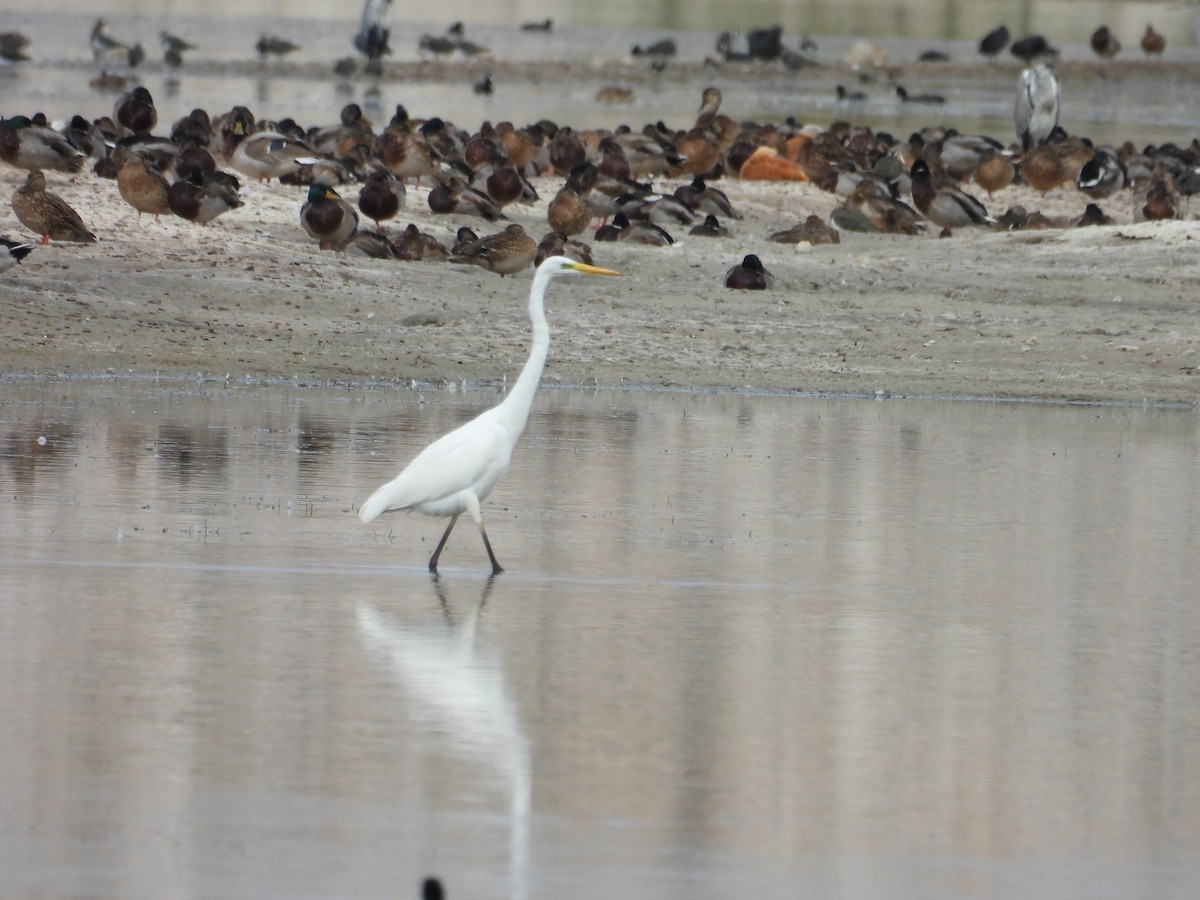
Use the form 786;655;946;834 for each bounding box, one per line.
3;133;1198;406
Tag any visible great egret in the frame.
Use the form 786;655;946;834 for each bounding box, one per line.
358;255;620;574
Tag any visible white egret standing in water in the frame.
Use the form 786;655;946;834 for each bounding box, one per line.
358;256;620;574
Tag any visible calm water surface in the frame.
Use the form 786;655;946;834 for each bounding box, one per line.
1;380;1198;899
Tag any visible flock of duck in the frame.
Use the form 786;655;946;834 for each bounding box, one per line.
1;17;1197;291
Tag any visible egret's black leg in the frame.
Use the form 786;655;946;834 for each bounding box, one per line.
479;525;504;575
428;514;460;573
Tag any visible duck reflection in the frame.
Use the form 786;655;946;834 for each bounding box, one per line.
357;577;529;898
154;423;228;483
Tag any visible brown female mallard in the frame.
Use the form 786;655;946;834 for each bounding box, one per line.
11;170;97;243
449;223;537;277
117;153;172;219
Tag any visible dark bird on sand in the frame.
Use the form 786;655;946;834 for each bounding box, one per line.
724;254;774;290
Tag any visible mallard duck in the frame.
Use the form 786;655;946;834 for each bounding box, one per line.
308;102;376;157
616;193;696;227
548;126;589;175
836;84;868;102
688;214;729;238
484;164;536;209
0;31;30;63
896;86;945;104
451;226;480;253
595;213;674;246
1140;25;1165;57
301;183;359;249
1015;63;1059;151
115;86;157;135
231;130;319;182
1071;203;1114;227
341;231;398;258
160;30;196;55
1;236;34;272
725;254;774;290
449;223;537;276
90;19;133;65
535;231;592;266
427;174;506;221
0;116;87;172
547;175;595;236
1019;146;1065;194
844;181;924;235
357;170;405;231
393;223;448;261
1090;26;1120;59
117;154;171;219
168;166;244;224
972;152;1016;198
376;126;438;186
1137;180;1178;221
909;159;994;236
767;214;838;245
978;25;1009;60
1076;148;1125;199
255;35;300;58
1011;34;1057;62
12;170;97;243
673;176;741;219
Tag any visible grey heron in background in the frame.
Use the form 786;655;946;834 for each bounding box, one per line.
1014;63;1059;151
355;0;393;62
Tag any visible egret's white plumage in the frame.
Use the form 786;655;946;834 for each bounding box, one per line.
359;255;620;573
1015;63;1060;151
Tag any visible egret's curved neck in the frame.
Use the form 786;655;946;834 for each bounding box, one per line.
499;266;554;427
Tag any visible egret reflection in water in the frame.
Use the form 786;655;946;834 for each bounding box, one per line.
356;579;530;898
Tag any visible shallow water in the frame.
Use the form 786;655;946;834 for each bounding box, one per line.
1;380;1198;898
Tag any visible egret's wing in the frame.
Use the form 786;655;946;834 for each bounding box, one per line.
360;409;517;519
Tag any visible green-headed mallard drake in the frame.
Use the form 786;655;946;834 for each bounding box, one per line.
168;166;244;225
449;223;537;276
357;170;405;231
1;115;87;173
117;153;171;219
393;222;448;261
427;174;506;221
231;130;319;183
114;85;157;135
725;254;774;290
1;236;34;272
909;159;994;236
535;230;593;266
11;170;97;243
301;183;358;249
